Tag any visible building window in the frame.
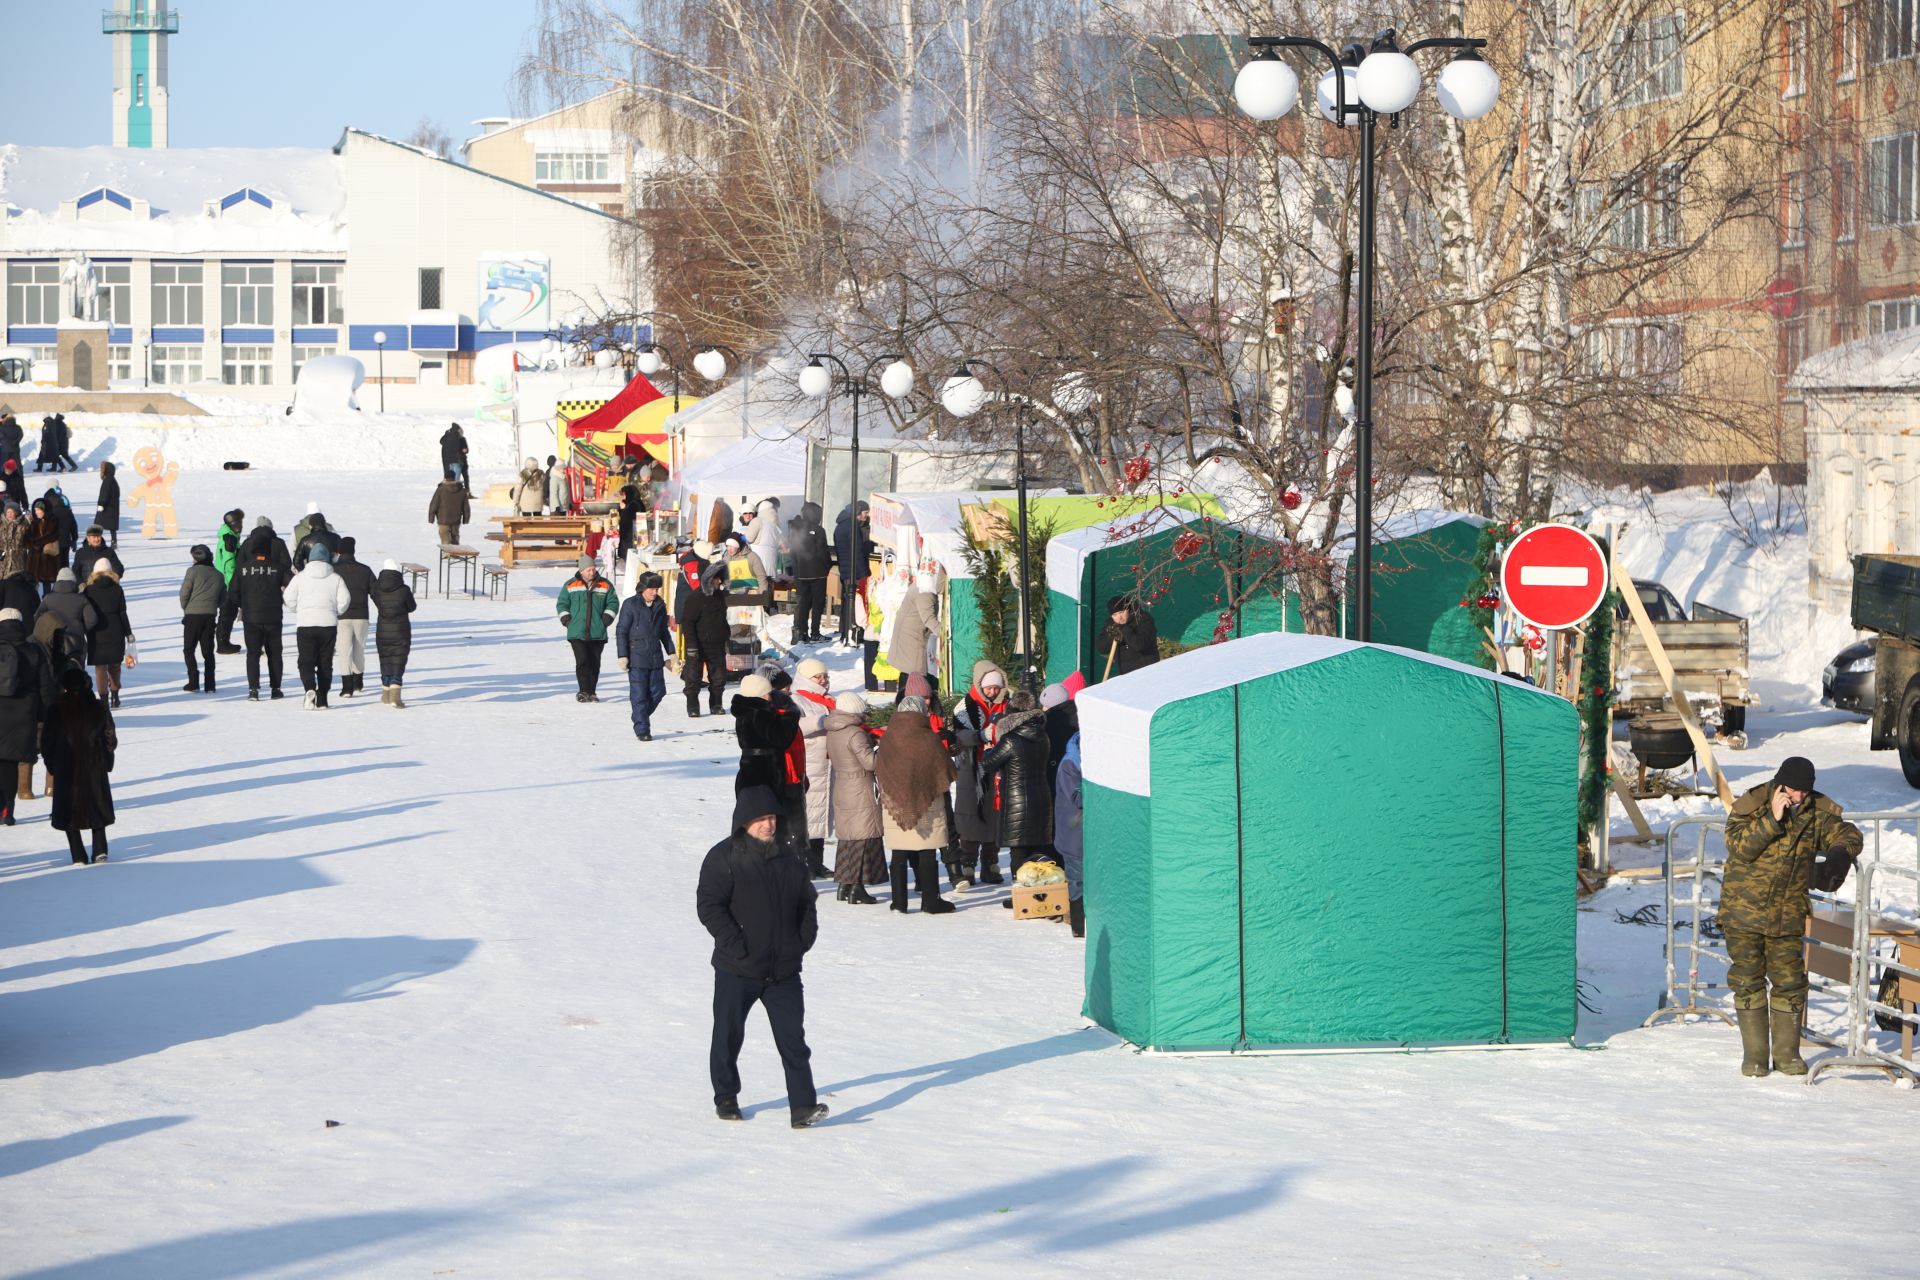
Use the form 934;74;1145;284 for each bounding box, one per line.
1836;159;1859;241
1869;132;1920;226
534;150;611;183
1782;317;1809;380
1868;0;1919;64
1869;297;1920;333
418;267;443;310
95;262;131;325
291;344;335;380
221;263;274;326
1592;322;1684;392
135;73;145;107
1839;3;1860;80
107;345;133;381
221;344;273;386
1608;174;1650;249
6;262;61;326
291;263;343;324
151;344;204;385
1617;15;1686;106
151;261;204;326
1782;166;1810;246
1654;164;1684;246
1784;18;1807;96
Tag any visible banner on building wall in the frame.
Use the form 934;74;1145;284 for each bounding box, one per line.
477;254;552;332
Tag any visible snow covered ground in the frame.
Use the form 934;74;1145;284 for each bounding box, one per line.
2;466;1917;1278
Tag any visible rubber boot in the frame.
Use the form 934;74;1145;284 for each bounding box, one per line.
806;837;831;879
17;762;32;801
917;851;955;914
1737;1006;1771;1078
1770;1002;1809;1076
889;853;911;913
1069;896;1085;939
846;880;878;904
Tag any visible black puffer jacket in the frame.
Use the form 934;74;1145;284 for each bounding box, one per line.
82;575;133;667
787;502;831;579
233;528;292;622
681;566;731;654
333;552;375;620
1104;603;1160;678
0;618;56;763
292;516;341;569
979;708;1053;848
371;568;416;659
732;694;800;804
696;827;818;981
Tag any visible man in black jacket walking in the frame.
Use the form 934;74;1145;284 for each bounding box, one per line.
696;785;827;1128
234;520;292;699
786;502;831;643
331;536;375;698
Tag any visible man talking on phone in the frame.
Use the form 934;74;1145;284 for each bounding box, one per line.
1720;756;1862;1078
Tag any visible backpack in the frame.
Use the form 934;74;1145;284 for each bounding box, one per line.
0;642;22;698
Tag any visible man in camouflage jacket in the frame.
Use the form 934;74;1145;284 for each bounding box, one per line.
1720;756;1862;1078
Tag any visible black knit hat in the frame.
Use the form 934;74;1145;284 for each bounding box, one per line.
733;785;781;831
1775;756;1816;792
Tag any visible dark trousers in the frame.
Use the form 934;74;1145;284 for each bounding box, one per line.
627;664;666;735
217;593;240;648
378;649;409;686
0;758;16;821
66;825;107;864
244;620;283;692
296;625;337;696
1008;844;1047;879
793;578;826;639
709;970;816;1111
683;645;726;707
570;638;605;695
863;640;880;691
182;614;215;687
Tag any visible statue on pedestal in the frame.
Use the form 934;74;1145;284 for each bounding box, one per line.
59;253;102;323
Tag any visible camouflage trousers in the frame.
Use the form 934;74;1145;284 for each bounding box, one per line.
1725;929;1807;1011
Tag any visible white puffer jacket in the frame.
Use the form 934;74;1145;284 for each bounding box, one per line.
283;561;352;627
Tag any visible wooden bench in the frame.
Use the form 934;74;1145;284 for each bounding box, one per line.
489;516;594;567
481;564;510;601
397;562;429;595
438;544;479;598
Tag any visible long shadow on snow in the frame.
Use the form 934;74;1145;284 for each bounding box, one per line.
835;1157;1294;1276
790;1028;1112;1124
0;934;478;1077
112;801;441;860
113;759;424;812
121;745;394;790
0;1114;190;1179
6;1208;471;1279
0;931;227;984
103;711;207;731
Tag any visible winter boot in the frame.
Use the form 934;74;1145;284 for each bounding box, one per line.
1069;896;1085;939
391;686;406;709
889;853;911;913
846;881;878;905
1736;1006;1771;1077
709;693;724;716
917;851;955;914
686;695;702;718
947;861;971;893
806;838;831;879
790;1103;830;1129
16;763;32;801
977;847;1004;886
715;1099;744;1122
1770;1001;1809;1076
182;679;200;692
204;676;216;693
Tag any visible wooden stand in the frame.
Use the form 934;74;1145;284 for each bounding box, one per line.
488;516;594;567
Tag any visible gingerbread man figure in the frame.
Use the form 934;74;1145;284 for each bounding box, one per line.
126;445;180;538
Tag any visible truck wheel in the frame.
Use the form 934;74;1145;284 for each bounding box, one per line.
1721;705;1745;735
1898;677;1920;789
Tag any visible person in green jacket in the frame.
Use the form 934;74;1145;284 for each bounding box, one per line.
213;507;245;654
1720;756;1862;1078
556;555;618;703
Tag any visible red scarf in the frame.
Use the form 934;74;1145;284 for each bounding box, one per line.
796;688;835;713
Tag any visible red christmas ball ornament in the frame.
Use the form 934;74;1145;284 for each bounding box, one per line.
1281;488;1302;511
1172;530;1204;560
1122;456;1152;488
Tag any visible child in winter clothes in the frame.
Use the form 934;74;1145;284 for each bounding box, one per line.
370;559;417;706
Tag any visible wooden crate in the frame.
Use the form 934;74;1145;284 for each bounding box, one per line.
1010;883;1069;920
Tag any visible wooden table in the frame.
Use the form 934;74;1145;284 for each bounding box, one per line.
487;516;594;567
438;544;479;598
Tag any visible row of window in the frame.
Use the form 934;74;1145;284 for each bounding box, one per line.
4;261;344;328
1782;134;1919;248
10;343;338;386
533;150;612;183
1783;2;1920;96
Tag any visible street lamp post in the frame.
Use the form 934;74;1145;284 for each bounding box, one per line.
141;336;150;389
799;352;914;645
941;358;1045;692
1233;30;1499;642
372;330;387;413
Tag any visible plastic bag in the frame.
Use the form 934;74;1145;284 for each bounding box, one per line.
1015;859;1067;887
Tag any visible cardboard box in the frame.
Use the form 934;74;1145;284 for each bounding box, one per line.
1011;883;1069;920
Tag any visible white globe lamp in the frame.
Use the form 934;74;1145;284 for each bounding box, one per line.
692;347;727;380
1233;53;1299;121
636;348;663;376
879;359;915;399
940;369;987;418
1436;52;1501;120
1315;66;1361;122
797;360;833;398
1356;49;1422;114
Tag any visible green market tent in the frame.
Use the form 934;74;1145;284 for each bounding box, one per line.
1043;512;1302;686
1077;633;1576;1051
989;492;1223;537
1344;512;1488;663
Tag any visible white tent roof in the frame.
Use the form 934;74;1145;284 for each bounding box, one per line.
1044;506;1202;597
677;434;808;500
873;488;1072;579
1078;632;1559;797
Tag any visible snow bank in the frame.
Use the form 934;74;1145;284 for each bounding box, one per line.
48;413;518;474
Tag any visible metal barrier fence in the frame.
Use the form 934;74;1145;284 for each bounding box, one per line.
1641;811;1920;1086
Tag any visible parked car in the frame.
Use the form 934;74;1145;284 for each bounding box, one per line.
1822;638;1875;715
1618;579;1687;624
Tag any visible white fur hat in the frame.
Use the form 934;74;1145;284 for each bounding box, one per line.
836;691;868;714
739;674;772;699
382;559;398;572
796;658;828;682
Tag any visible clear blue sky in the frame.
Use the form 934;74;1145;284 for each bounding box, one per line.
3;0;564;149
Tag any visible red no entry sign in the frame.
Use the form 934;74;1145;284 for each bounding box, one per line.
1500;524;1608;630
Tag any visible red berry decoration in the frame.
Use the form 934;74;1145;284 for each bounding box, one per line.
1281;488;1302;511
1172;531;1204;560
1122;456;1152;488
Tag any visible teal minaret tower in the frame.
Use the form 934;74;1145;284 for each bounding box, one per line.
105;1;177;148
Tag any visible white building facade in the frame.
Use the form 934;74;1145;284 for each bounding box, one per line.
0;130;639;393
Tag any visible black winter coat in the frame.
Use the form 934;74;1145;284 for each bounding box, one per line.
332;554;375;620
292;522;341;569
0;419;20;467
0;619;55;763
233;529;293;622
1045;701;1080;790
439;428;469;477
833;504;871;583
44;689;116;831
681;582;731;654
979;709;1053;848
673;551;709;628
615;594;672;668
95;472;120;532
787;502;831;579
82;576;133;667
696;831;818;981
0;572;39;619
48;494;77;559
733;695;801;803
371;569;416;658
1104;612;1160;677
73;542;124;584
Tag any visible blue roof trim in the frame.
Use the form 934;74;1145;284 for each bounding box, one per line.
6;327;57;344
411;324;457;351
152;327;204;344
348;325;408;351
291;327;339;345
219;188;274;211
222;327;274;344
108;327;132;344
76;187;134;211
